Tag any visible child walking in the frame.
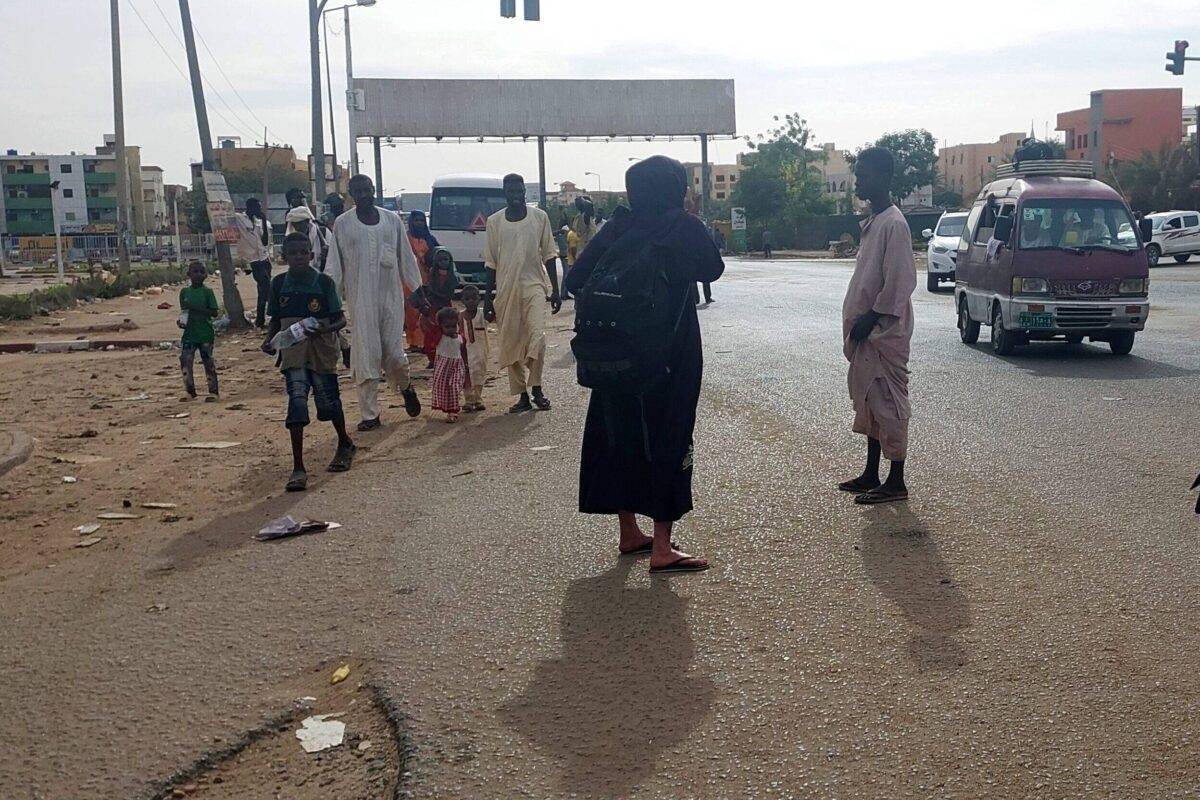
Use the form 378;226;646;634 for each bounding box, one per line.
178;260;220;400
418;247;461;368
261;233;356;492
459;284;490;412
431;305;467;422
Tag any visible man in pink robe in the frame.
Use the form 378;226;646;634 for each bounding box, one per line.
838;147;917;504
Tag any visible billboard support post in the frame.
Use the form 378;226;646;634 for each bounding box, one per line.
700;134;710;220
373;137;383;200
537;136;547;211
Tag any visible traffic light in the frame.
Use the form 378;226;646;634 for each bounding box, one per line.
500;0;516;18
1167;40;1189;75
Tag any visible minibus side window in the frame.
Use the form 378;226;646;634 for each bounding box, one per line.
960;204;983;253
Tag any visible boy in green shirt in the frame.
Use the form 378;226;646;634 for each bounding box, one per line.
262;233;355;492
178;260;220;399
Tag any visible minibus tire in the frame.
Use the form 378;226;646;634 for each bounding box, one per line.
1174;254;1191;264
927;273;940;292
1109;331;1135;355
991;305;1015;356
958;297;980;344
1146;244;1161;266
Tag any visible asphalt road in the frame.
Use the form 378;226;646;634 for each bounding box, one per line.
3;258;1199;798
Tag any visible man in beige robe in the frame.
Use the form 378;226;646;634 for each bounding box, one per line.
838;147;917;504
483;173;561;413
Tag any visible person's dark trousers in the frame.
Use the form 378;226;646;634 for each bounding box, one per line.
560;256;573;299
250;259;272;327
702;282;713;303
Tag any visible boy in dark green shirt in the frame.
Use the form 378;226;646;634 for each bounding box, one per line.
262;233;355;491
179;260;220;399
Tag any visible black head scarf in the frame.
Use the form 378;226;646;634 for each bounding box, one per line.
625;156;687;218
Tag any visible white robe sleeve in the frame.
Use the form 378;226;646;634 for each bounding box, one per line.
483;215;498;271
396;218;421;292
325;225;346;296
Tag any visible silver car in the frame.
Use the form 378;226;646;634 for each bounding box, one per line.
921;211;968;293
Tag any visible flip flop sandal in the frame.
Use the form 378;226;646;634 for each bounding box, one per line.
285;470;308;492
327;444;356;473
509;400;533;414
649;556;710;574
532;395;552;411
618;539;681;556
357;418;381;432
854;488;909;505
838;478;882;493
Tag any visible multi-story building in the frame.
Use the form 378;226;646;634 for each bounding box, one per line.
1057;88;1184;171
683;154;746;203
141;165;168;233
191;139;347;198
0;136;144;237
816;143;859;213
938;132;1026;202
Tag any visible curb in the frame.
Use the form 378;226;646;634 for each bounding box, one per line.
0;429;33;478
0;339;159;353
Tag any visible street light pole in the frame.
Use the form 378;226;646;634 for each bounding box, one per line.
310;0;329;207
585;171;601;191
345;4;358;176
322;13;338;196
109;0;131;275
50;181;64;282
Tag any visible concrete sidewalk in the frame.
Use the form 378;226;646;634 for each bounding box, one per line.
0;428;32;477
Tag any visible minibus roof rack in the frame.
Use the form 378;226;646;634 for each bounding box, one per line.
994;160;1095;179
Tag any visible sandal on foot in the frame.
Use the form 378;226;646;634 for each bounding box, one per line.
838;477;881;493
649;555;710;574
509;398;533;414
327;443;356;472
531;394;551;411
619;540;680;556
855;487;909;505
357;417;381;432
285;470;308;492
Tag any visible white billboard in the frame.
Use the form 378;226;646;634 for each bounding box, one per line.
351;79;736;139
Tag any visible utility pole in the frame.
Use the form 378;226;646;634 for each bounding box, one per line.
178;0;247;329
172;192;182;265
323;14;338;197
699;134;710;220
310;1;327;206
345;5;359;176
50;181;65;282
109;0;131;275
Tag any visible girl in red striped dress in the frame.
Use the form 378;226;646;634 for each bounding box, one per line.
431;306;467;422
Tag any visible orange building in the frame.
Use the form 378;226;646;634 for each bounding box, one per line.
1057;88;1183;170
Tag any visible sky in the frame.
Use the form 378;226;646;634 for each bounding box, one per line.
1;0;1197;196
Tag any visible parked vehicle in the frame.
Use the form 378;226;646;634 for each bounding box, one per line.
921;211;968;292
427;174;509;286
1141;210;1200;266
954;160;1151;356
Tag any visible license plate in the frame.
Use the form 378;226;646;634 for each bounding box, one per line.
1018;312;1053;329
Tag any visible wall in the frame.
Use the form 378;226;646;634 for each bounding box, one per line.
1059;88;1184;170
48;155;88;232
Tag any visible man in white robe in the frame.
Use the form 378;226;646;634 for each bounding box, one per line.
325;175;425;430
483;173;561;413
838;147;917;505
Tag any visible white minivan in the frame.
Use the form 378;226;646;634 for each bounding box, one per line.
428;174;510;285
1143;210;1200;266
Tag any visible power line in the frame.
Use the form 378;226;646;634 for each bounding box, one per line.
149;0;284;144
131;0;262;141
123;0;258;142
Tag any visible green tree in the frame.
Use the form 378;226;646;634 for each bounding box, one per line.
222;165;308;195
186;184;210;234
732;113;833;239
869;129;938;203
1110;146;1200;214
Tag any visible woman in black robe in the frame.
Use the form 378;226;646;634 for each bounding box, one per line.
565;156;725;573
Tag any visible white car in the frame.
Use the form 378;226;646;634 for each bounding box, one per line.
921;211;968;292
1143;210;1200;266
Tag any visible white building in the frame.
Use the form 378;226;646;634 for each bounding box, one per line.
140;166;167;232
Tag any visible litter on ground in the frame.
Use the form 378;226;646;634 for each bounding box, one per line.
295;714;346;753
75;536;103;548
330;664;351;685
74;523;101;535
254;516;342;541
175;441;241;450
140;502;177;510
97;512;140;520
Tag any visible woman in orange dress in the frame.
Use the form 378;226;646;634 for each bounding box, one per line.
405;211;438;351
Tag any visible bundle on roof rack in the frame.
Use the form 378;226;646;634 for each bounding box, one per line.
994;160;1095;179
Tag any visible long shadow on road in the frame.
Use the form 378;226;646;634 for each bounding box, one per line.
500;560;715;798
859;504;971;672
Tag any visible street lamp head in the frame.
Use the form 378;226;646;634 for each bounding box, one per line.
355;0;376;5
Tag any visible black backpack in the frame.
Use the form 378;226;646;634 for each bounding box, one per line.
571;215;688;393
